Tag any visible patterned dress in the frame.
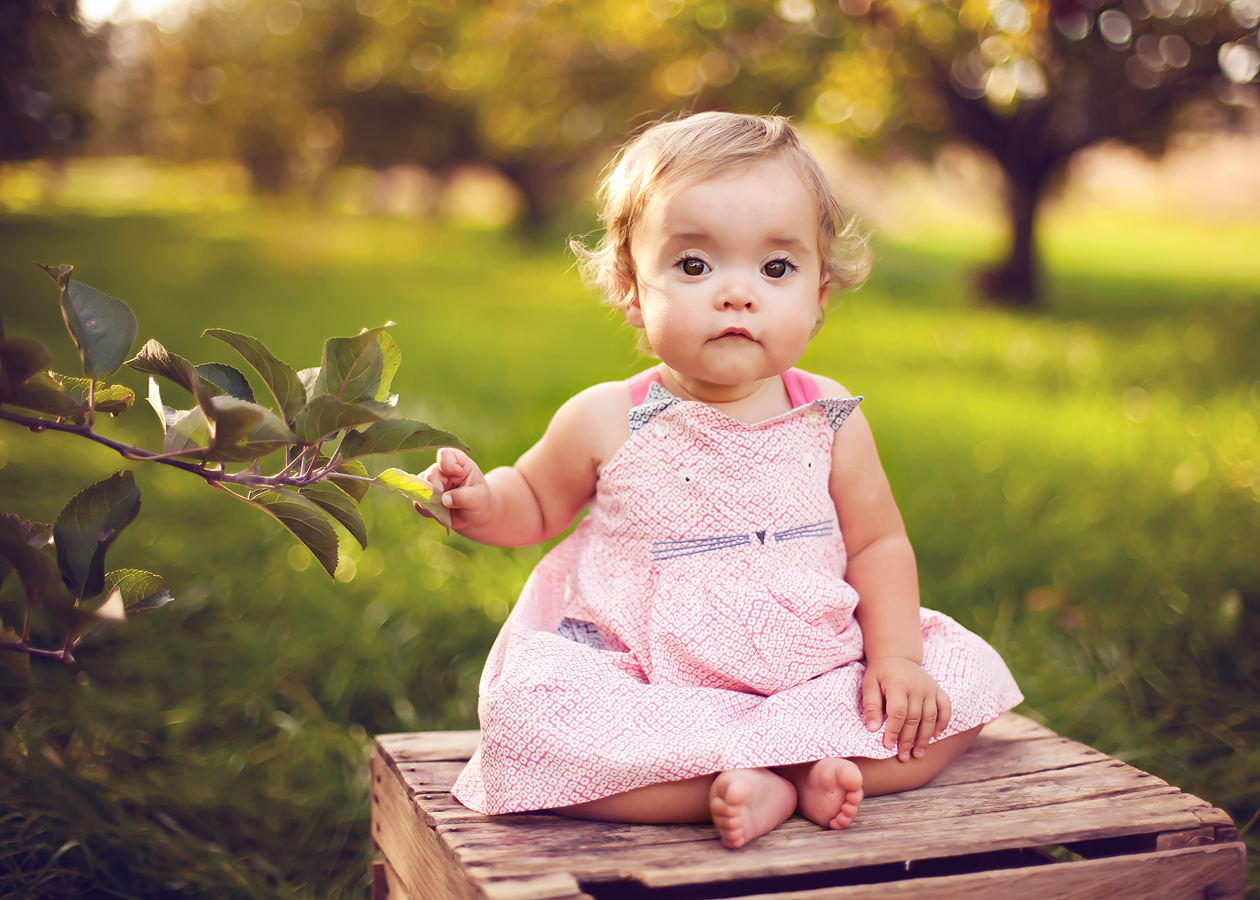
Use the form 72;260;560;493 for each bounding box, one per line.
452;367;1023;815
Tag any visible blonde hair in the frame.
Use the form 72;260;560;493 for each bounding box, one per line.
571;111;870;342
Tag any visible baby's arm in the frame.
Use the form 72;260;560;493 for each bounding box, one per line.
817;376;951;763
418;382;630;547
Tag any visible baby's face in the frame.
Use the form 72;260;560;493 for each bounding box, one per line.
625;155;829;390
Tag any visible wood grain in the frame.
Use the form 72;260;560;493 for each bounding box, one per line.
370;751;479;900
731;842;1246;900
376;730;479;762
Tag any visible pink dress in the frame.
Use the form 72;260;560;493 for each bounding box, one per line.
453;367;1023;815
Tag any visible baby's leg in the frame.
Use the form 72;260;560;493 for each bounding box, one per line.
554;769;798;849
855;724;983;797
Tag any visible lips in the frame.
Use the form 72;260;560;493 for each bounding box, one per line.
717;327;754;340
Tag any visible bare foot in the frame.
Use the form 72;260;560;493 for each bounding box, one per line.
708;768;797;849
789;758;864;830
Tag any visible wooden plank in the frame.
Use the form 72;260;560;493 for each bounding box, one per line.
1155;826;1217;851
394;761;466;793
371;858;413;900
371;751;480;900
476;874;593;900
436;758;1184;861
926;735;1105;788
436;783;1206;888
974;712;1061;742
376;730;479;762
731;842;1247;900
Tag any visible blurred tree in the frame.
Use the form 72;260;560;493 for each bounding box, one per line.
86;0;1259;296
806;0;1260;301
0;0;99;161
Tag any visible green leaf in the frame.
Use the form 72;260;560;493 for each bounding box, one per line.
0;337;51;389
0;515;59;607
0;619;32;683
163;407;211;456
296;367;320;403
293;395;385;444
53;374;136;418
53;471;143;601
203;329;305;423
300;484;368;550
329;458;370;503
39;264;138;380
103;568;173;613
314;323;396;403
195;363;255;402
45;592;98;640
203;397;294;462
375;467;451;532
375;331;401;402
145;377;181;433
3;371;81;419
126;339;206;399
244;490;338;577
339;418;468;459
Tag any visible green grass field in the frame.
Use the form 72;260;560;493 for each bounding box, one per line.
1;203;1257;898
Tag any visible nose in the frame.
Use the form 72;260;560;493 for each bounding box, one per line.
713;276;756;311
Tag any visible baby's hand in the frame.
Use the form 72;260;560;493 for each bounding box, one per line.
861;656;952;762
417;448;492;529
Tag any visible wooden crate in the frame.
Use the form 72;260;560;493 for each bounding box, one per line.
369;713;1245;900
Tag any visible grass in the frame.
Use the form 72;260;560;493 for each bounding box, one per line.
0;202;1257;898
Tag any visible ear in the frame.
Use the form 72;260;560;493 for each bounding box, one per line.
615;251;644;329
815;269;832;316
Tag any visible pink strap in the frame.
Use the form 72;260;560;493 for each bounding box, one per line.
626;367;664;405
627;366;820;407
782;367;821;407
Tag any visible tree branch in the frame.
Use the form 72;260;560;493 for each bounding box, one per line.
0;640;73;663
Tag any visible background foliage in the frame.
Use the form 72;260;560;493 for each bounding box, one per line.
0;197;1257;896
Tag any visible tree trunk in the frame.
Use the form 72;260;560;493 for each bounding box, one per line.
978;170;1043;305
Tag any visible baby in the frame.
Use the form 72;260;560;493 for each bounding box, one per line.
421;112;1022;848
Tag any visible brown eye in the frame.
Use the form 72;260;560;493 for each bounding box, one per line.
763;260;791;278
679;258;708;276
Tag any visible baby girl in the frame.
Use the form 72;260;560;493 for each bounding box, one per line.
421;111;1022;849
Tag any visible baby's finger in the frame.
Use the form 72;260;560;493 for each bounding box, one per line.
861;669;884;732
913;699;938;758
436;447;468;476
883;692;908;750
935;688;953;737
896;706;921;761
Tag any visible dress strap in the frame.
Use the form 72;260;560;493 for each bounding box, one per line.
626;367;664;406
782;368;821;407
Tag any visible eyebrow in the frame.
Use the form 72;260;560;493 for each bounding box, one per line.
666;233;812;253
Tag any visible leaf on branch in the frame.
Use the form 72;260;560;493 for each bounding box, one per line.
45;592;98;641
375;467;451;532
145;377;182;433
203;397;294;462
328;458;370;503
375;330;401;402
300;483;368;550
293;395;384;444
0;337;52;395
313;323;396;403
296;366;320;403
194;363;255;403
126;339;214;403
53;374;136;419
243;490;338;577
163;407;211;456
2;371;81;419
203;329;305;423
93;587;127;622
103;568;173;613
53;471;143;601
0;619;32;684
39;264;139;381
339;418;467;459
0;515;59;607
